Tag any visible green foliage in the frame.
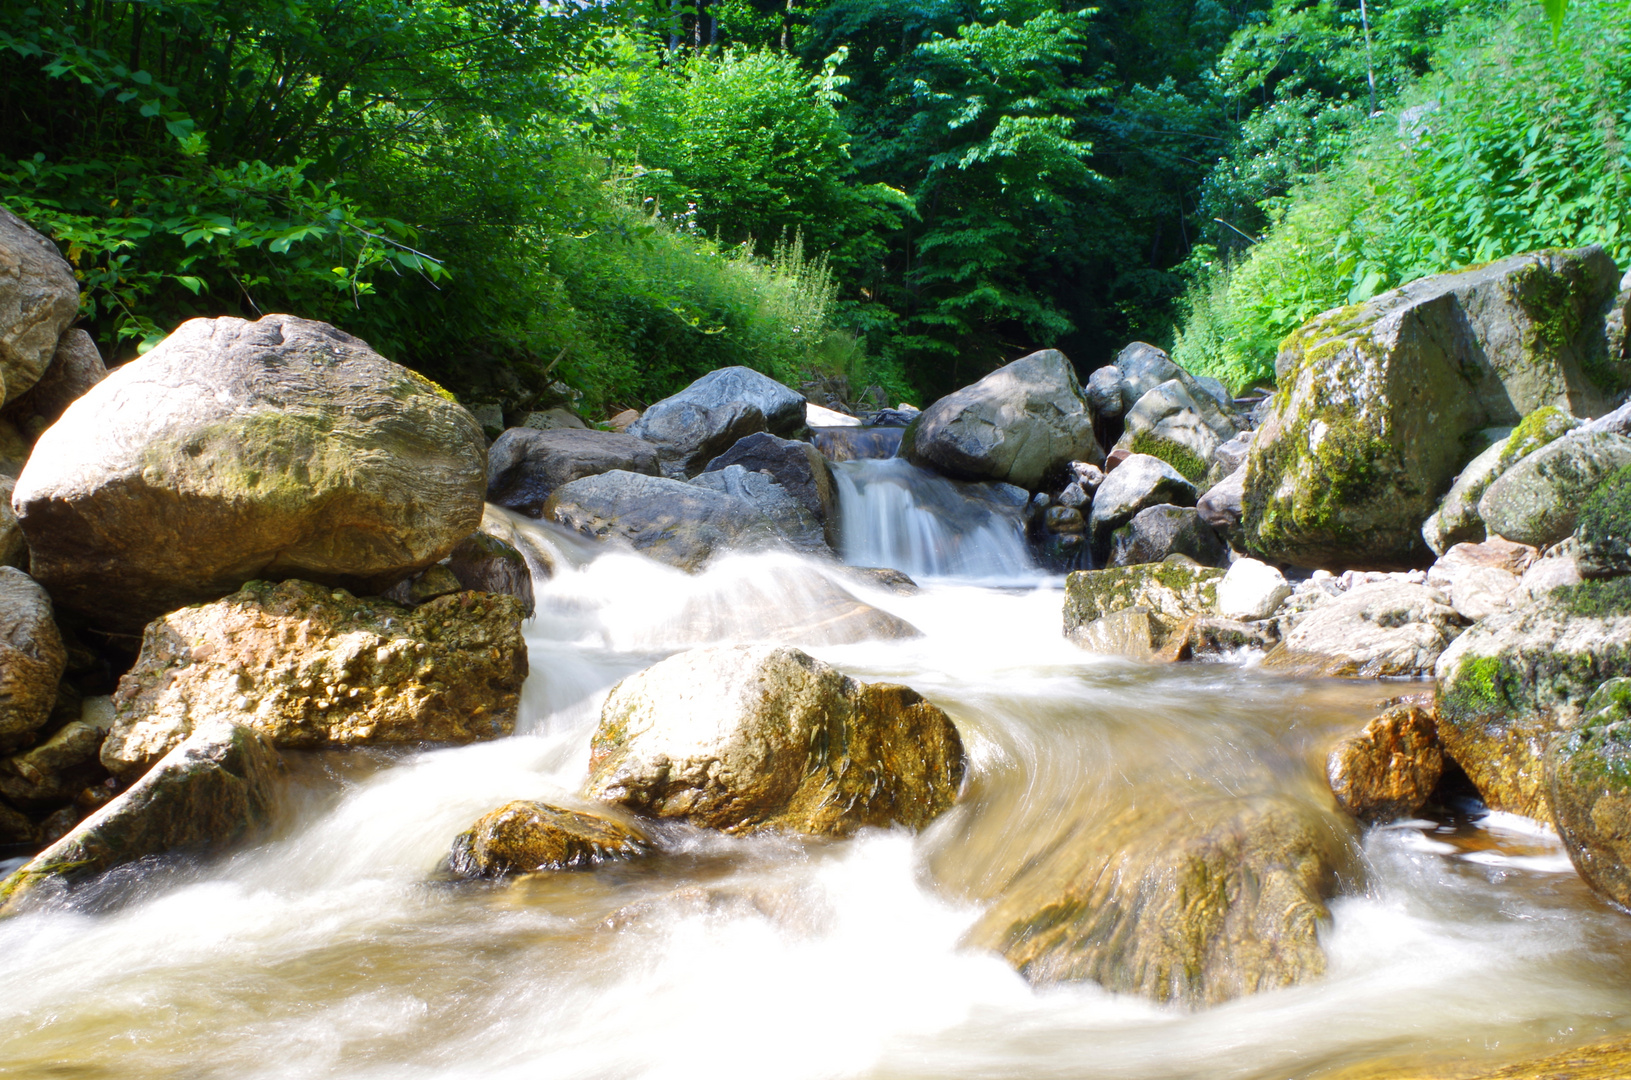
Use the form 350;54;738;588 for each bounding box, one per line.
1177;0;1631;390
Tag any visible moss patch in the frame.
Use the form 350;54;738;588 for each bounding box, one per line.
1577;462;1631;549
1497;405;1575;471
1130;430;1208;482
1555;576;1631;618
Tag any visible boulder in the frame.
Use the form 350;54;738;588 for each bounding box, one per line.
0;696;112;807
1547;679;1631;908
1426;538;1535;621
1217;558;1292;622
99;579;528;778
443;530;535;616
1517;544;1584;602
628;367;806;477
1114;342;1239;442
1478;432;1631;549
1435;579;1631;819
0;567;65;753
468;404;505;441
702;431;837;544
13;314;487;632
486;426;660;517
1196;376;1234;413
902;349;1102;488
608;408;641;433
0;207;79;407
1575;463;1631;578
1108;505;1226;567
1208;429;1255;483
1063;563;1223;648
1;327;106;434
447;800;650;878
1263;580;1465;678
1085;365;1125;419
1114;379;1221;482
1241;247;1628;569
1044;506;1085;534
545;470;780;572
1088;454;1197;552
1421;433;1514;555
1197;466;1246;539
585;645;964;836
691;465;826;554
0;475;24;569
1327;704;1443;823
969;794;1350;1006
0;718;282;913
1068;607;1156;659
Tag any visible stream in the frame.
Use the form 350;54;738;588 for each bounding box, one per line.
2;458;1630;1079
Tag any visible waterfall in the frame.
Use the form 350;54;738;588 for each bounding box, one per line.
831;458;1037;581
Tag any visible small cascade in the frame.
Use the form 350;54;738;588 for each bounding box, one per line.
811;425;905;462
831;458;1037;580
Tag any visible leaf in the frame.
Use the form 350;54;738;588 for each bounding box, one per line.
1540;0;1568;42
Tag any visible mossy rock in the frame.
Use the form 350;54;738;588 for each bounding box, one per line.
448;800;650;877
1576;462;1631;578
1435;587;1631;819
1062;563;1223;646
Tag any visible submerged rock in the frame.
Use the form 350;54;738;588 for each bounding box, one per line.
1548;679;1631;909
628;366;807;478
485;426;660;517
585;645;964;836
0;207;79;408
1436;580;1631;819
969;794;1351;1006
1241;248;1627;569
1063;563;1223;649
100;579;528;778
902;349;1102;488
13;314;487;631
546;470;782;571
447;800;651;878
1327;704;1443;823
1263;580;1464;678
1478;431;1631;549
0;718;282;913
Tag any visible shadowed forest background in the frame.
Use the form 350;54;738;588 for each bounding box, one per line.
2;0;1625;414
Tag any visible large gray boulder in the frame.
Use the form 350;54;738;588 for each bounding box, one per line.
486;426;660;517
690;465;826;553
13;314;488;631
902;349;1102;489
1436;579;1631;819
1478;431;1631;549
0;718;283;913
585;645;964;836
0;567;65;754
1085;365;1125;420
702;432;837;545
627;366;806;478
1088;454;1197;551
545;470;780;571
0;207;79;408
1114;343;1239;442
1241;247;1629;569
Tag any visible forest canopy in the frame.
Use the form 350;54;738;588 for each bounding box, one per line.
0;0;1615;411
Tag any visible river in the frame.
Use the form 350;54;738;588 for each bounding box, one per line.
1;459;1628;1079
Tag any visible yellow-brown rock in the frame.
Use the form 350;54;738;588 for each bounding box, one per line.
448;800;650;877
1327;704;1443;822
100;579;528;777
585;645;964;836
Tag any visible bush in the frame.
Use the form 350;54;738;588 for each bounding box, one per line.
1175;0;1631;390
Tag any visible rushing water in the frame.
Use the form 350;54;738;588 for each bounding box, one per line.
3;486;1631;1079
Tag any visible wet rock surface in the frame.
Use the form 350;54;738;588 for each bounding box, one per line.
101;579;528;777
0;718;283;913
702;431;837;542
585;645;964;836
1547;678;1631;909
486;426;660;517
903;349;1102;488
13;314;488;631
1327;703;1443;823
448;800;651;877
690;464;827;553
546;470;782;571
